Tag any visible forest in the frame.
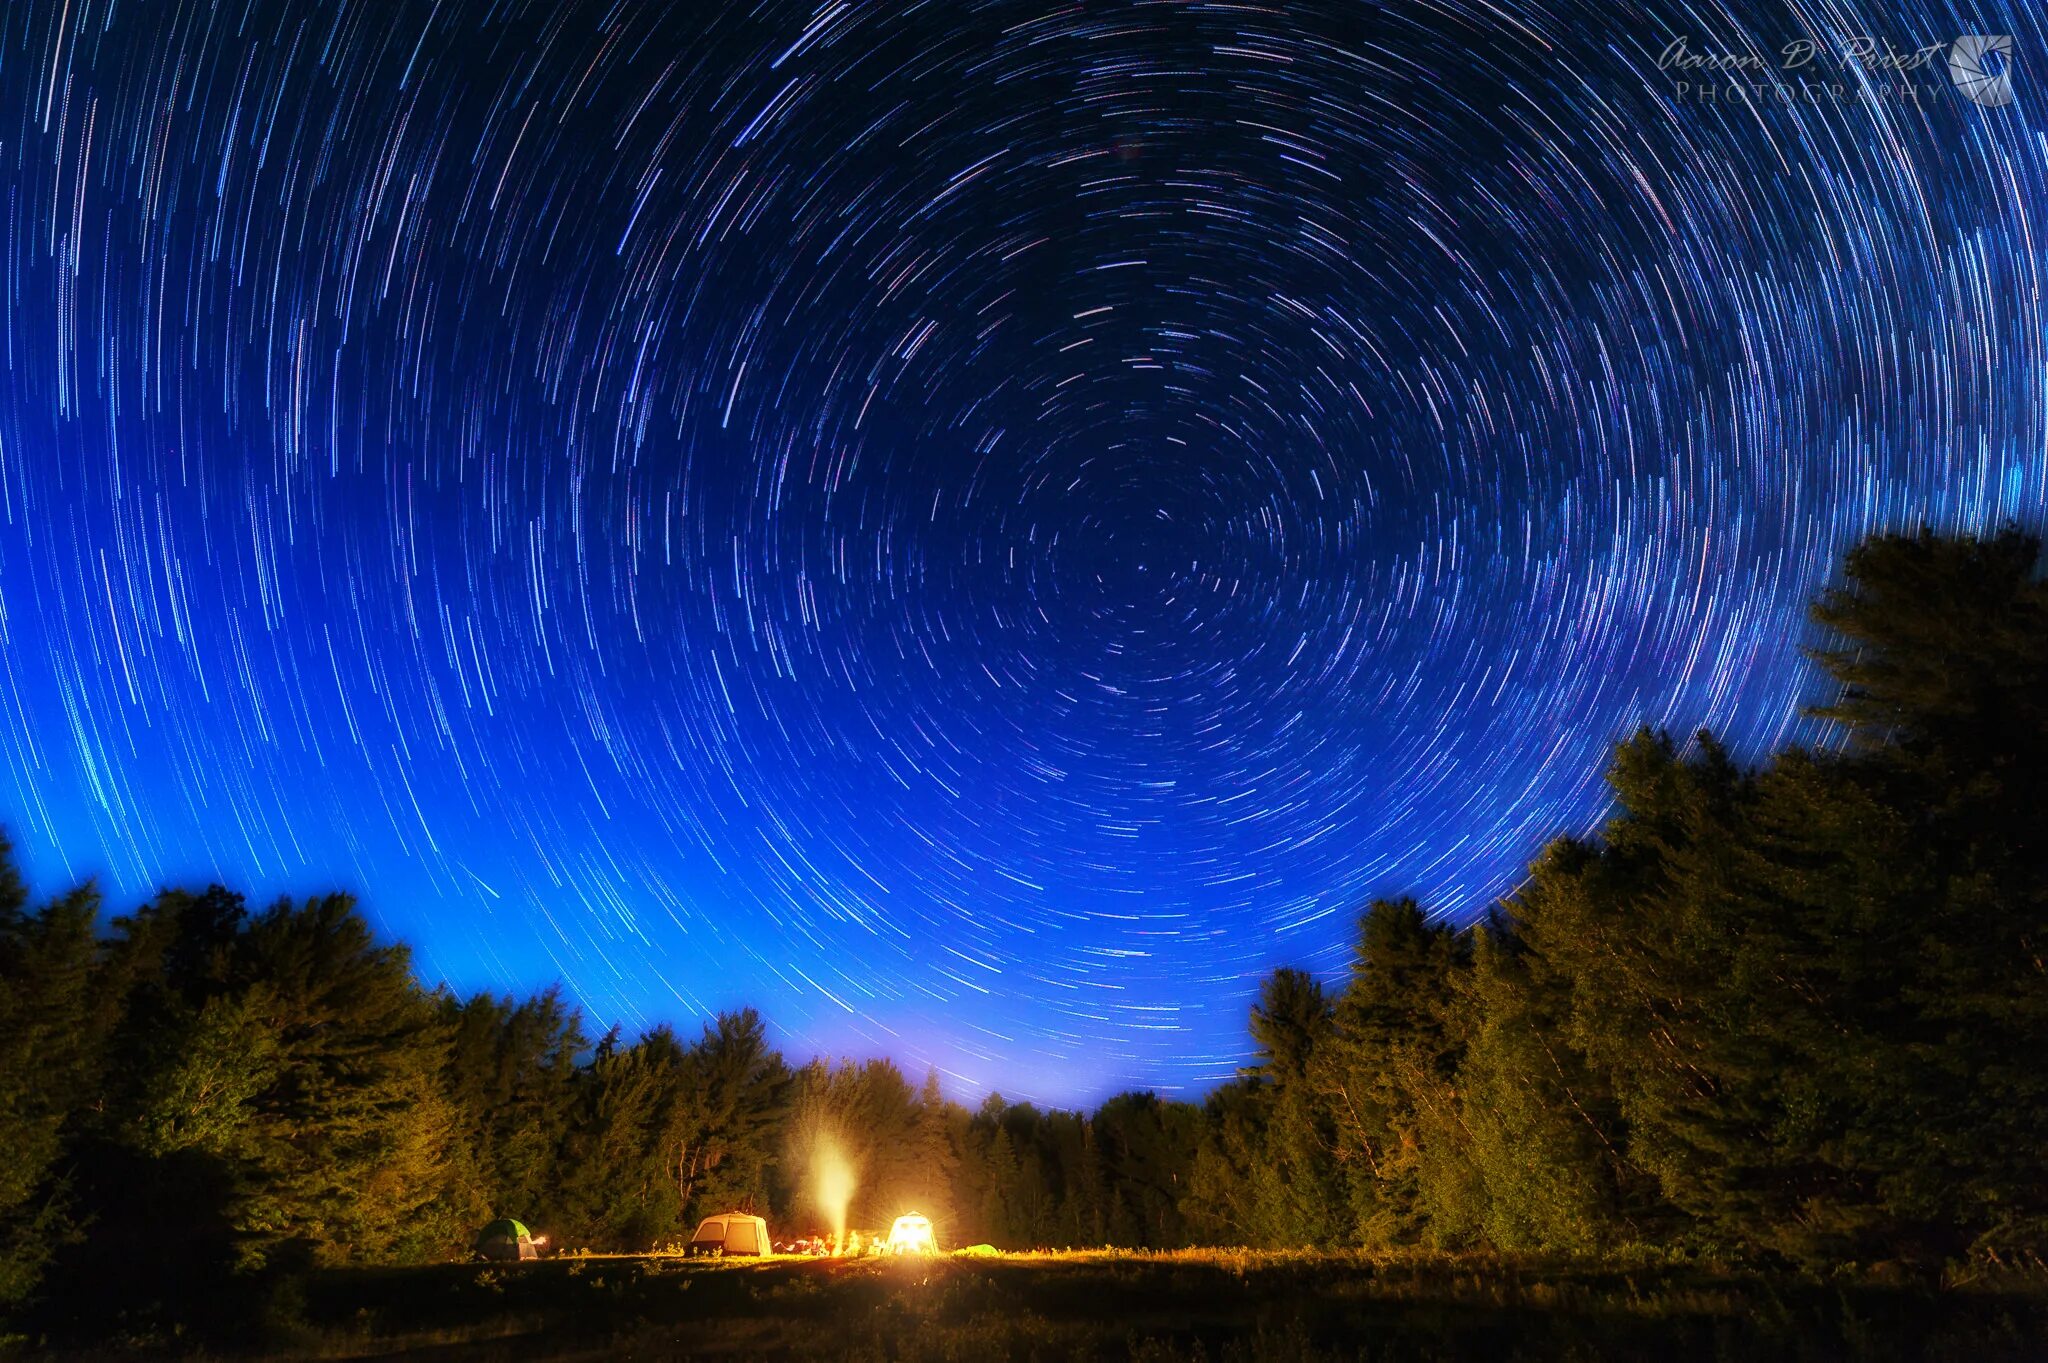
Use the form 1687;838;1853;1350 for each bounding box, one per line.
2;528;2044;1347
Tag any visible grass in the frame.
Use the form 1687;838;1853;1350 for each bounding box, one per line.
267;1250;2048;1361
22;1250;2048;1361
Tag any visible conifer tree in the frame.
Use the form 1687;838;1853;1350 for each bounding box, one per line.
0;850;102;1307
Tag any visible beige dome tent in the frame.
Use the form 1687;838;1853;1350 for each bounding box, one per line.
685;1211;769;1257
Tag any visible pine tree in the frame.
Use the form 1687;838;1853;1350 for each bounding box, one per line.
908;1070;962;1238
442;986;586;1233
1460;885;1647;1251
671;1010;792;1224
1806;528;2048;1257
557;1030;677;1247
224;894;471;1267
1318;901;1470;1246
1182;1077;1265;1245
0;850;102;1307
982;1123;1019;1245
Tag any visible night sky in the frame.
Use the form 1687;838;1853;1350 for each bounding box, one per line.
0;0;2041;1103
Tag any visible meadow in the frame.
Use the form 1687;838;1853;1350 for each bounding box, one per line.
79;1249;2046;1363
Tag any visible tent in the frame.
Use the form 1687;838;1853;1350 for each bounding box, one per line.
887;1213;936;1254
474;1218;539;1261
686;1211;770;1257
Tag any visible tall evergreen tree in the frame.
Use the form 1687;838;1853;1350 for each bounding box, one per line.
442;986;586;1228
1806;528;2048;1256
907;1070;964;1238
1244;969;1345;1246
0;847;102;1307
671;1009;792;1222
1455;901;1638;1252
223;895;472;1267
1183;1077;1266;1245
1320;900;1471;1246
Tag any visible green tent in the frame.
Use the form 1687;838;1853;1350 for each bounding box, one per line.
475;1218;539;1261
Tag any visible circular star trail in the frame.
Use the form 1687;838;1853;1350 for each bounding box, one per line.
0;0;2042;1101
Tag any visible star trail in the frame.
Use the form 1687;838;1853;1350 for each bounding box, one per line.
0;0;2042;1103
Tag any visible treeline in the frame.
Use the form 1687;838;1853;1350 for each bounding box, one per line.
2;529;2044;1338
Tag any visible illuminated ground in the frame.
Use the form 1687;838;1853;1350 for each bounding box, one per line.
207;1250;2048;1361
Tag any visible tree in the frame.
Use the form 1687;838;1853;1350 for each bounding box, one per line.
442;986;586;1228
1241;969;1345;1246
0;849;102;1307
671;1009;792;1223
1461;874;1653;1252
1183;1077;1266;1245
907;1070;963;1237
1810;527;2048;780
980;1121;1019;1245
556;1029;679;1247
1807;528;2048;1257
1093;1092;1199;1248
223;895;472;1267
1320;900;1471;1247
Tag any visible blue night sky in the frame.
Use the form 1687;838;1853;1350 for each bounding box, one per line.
0;0;2042;1104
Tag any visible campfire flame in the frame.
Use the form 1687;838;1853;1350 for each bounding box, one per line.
813;1137;855;1256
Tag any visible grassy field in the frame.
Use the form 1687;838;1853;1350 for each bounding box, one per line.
59;1249;2030;1362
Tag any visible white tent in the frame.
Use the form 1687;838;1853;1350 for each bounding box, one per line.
686;1211;770;1257
886;1213;936;1254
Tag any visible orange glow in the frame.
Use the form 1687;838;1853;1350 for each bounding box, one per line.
887;1213;935;1254
813;1139;855;1256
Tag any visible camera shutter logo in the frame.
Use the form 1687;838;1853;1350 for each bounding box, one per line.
1949;35;2015;107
